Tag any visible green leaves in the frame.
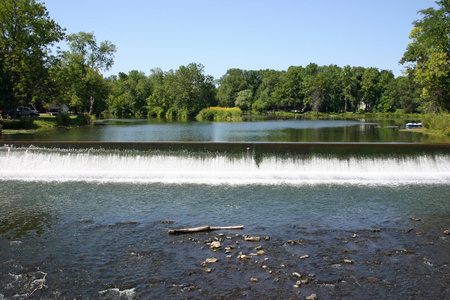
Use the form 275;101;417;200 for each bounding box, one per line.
0;0;65;109
401;1;450;111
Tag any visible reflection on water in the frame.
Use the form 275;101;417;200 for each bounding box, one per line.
2;118;448;143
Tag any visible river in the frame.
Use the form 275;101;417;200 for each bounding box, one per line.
0;118;449;299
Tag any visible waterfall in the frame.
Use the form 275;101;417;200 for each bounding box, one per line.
1;146;449;185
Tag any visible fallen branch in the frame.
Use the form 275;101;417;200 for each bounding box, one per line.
168;225;244;234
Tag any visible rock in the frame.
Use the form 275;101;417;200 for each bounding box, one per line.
210;241;221;249
238;253;252;261
204;257;219;263
204;268;212;273
444;229;450;235
292;272;302;278
255;245;262;250
367;277;381;282
226;255;232;259
300;254;310;259
244;236;261;242
343;259;354;264
301;279;309;284
250;277;258;283
352;234;358;238
305;294;317;300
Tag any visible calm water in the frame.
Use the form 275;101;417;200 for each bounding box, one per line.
1;119;449;299
2;118;449;143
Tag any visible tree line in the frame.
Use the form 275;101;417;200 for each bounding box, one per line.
1;0;449;119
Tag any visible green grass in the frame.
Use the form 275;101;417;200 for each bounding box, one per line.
0;114;91;134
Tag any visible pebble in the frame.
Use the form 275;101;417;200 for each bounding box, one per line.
344;259;354;264
444;229;450;235
305;294;317;300
204;258;219;263
250;278;258;283
210;241;221;249
300;254;310;259
292;272;302;278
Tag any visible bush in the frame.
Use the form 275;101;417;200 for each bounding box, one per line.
75;113;91;125
56;113;71;126
423;113;450;135
196;107;242;121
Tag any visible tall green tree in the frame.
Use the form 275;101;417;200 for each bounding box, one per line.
60;32;116;114
400;0;450;111
0;0;65;109
216;69;249;107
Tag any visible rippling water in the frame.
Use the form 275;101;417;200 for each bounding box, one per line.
1;146;449;299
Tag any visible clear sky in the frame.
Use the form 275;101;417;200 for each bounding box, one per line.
42;0;438;79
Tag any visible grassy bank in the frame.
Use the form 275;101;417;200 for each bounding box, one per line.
0;114;91;134
422;114;450;136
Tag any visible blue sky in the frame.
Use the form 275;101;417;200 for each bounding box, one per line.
42;0;437;79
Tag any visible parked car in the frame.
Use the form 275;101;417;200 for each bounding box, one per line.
17;106;39;117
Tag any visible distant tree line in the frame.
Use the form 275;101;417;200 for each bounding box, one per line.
1;0;448;119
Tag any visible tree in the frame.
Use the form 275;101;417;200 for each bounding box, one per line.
60;32;116;114
235;89;253;111
0;0;65;109
216;69;249;107
400;0;450;111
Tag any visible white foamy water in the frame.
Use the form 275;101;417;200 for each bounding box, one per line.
1;146;449;185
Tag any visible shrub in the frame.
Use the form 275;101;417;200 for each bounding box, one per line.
196;107;242;121
423;113;450;135
56;113;71;126
75;113;91;125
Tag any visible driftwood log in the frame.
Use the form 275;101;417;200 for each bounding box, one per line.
168;225;244;234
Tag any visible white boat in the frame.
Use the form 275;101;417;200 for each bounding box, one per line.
406;122;423;129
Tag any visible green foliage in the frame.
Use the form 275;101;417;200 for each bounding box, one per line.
56;32;116;115
0;0;65;110
400;0;450;112
196;107;242;121
423;113;450;135
56;112;71;126
144;63;217;119
74;113;91;125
